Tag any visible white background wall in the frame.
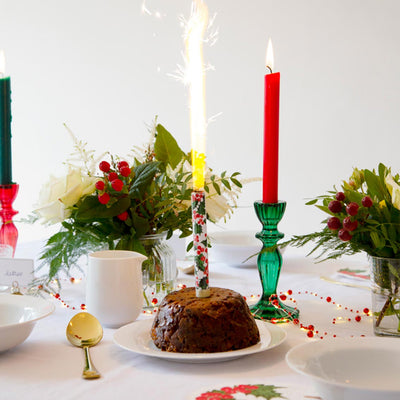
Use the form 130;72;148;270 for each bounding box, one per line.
1;0;400;243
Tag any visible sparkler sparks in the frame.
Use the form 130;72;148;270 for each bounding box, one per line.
140;0;165;19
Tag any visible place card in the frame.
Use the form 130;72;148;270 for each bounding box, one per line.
0;258;34;287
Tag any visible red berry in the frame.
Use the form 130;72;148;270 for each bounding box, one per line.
117;161;129;170
287;290;293;295
338;228;352;241
363;308;370;314
327;217;341;230
117;211;129;221
120;166;131;177
326;296;332;302
343;217;358;231
362;196;373;208
307;330;314;338
99;161;111;173
95;180;105;191
336;192;345;201
328;200;342;214
111;179;124;191
346;202;359;216
108;172;118;181
98;193;110;204
280;294;287;300
308;324;314;331
355;315;361;322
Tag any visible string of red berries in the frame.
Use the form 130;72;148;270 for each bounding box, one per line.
327;191;373;242
51;291;86;311
246;289;371;340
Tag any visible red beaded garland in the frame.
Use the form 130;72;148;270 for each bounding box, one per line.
272;288;371;340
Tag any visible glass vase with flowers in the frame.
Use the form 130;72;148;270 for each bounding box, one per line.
286;164;400;336
31;120;243;307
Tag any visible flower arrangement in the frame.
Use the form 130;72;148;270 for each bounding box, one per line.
287;163;400;334
32;121;243;288
287;163;400;260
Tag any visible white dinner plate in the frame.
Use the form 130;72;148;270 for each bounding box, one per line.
113;319;286;363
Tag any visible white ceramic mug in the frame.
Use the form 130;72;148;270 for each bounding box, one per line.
86;250;146;328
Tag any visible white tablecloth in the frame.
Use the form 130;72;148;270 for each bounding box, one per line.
0;245;372;400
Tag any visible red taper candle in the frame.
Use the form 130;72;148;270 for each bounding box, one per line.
262;39;280;204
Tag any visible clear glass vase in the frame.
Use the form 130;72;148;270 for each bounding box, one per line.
139;233;177;309
370;256;400;336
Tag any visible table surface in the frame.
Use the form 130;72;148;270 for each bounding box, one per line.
0;243;372;400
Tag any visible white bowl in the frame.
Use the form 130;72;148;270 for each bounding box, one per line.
0;294;55;352
209;231;260;267
286;338;400;400
209;230;284;267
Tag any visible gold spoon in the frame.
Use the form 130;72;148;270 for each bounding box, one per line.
66;312;103;380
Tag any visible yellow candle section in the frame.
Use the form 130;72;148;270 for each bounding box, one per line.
185;0;208;191
192;150;206;190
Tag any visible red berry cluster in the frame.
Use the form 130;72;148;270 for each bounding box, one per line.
96;160;132;220
327;192;373;241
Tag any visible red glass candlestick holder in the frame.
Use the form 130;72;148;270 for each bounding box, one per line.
0;184;19;256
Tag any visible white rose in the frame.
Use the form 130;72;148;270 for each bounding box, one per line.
205;194;231;223
168;161;236;223
34;168;97;224
385;173;400;210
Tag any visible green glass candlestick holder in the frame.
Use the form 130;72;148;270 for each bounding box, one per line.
250;200;299;322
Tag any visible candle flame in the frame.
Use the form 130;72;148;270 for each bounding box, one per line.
266;38;274;73
0;50;5;77
185;0;208;191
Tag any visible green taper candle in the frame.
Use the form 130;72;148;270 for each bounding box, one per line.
0;51;12;185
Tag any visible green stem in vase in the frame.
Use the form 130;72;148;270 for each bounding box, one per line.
143;290;150;308
376;297;391;327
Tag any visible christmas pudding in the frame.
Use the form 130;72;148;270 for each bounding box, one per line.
151;287;260;353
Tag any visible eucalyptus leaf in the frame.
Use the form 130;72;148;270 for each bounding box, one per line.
212;182;221;195
221;179;231;190
305;199;318;205
231;178;242;188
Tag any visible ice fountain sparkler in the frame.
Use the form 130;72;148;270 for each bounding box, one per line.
185;0;210;298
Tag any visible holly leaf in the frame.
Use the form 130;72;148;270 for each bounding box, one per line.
250;384;285;399
132;214;150;237
154;124;185;169
75;196;130;220
129;161;160;197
